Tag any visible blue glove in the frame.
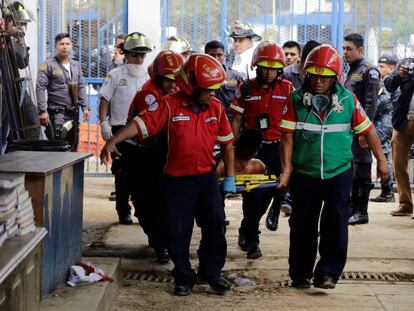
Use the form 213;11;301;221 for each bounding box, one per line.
223;176;236;194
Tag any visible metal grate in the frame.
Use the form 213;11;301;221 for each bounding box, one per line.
122;270;174;283
121;269;414;287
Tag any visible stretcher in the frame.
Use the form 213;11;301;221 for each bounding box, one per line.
221;174;279;193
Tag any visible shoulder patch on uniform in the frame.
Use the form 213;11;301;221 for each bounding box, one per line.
144;94;156;105
369;69;379;80
147;101;159;112
39;63;47;72
106;73;112;79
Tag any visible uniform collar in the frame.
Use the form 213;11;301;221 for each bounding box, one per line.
349;58;364;69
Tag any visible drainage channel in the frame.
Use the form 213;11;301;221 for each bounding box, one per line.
121;270;414;287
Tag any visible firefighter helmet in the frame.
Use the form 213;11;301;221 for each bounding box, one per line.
163;36;192;54
251;41;285;70
304;44;342;78
150;50;185;80
3;1;34;23
121;32;154;53
228;21;262;40
174;53;226;95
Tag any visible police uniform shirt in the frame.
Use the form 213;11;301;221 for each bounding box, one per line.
99;64;149;126
231;46;256;79
344;58;380;120
36;56;87;114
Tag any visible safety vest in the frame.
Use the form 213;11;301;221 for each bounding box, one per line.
291;83;355;179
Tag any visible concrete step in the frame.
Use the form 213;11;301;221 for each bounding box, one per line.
40;257;120;311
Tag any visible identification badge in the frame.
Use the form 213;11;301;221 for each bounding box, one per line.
257;113;269;130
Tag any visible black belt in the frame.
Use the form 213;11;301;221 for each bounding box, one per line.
48;106;68;113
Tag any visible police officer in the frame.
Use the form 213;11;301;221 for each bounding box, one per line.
99;31;153;225
36;33;90;149
110;33;126;70
228;20;262;78
279;44;389;289
101;54;236;296
205;40;243;120
370;55;399;203
230;41;294;258
126;50;184;262
343;33;380;225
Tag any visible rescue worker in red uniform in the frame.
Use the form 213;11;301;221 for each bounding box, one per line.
279;45;389;289
125;50;184;263
101;54;235;296
230;41;294;259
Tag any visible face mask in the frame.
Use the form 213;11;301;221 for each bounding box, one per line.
311;94;330;114
126;63;142;77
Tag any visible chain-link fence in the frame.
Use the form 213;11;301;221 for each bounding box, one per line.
161;0;414;64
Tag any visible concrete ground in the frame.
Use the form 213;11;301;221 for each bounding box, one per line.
83;176;414;311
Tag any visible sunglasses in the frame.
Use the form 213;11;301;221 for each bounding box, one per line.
129;51;146;58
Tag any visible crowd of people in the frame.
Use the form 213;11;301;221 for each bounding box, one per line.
37;20;413;296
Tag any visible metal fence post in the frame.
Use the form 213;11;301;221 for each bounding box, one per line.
221;0;227;49
337;0;345;52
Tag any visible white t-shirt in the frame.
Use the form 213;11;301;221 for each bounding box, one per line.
62;62;71;79
231;46;256;79
99;64;149;126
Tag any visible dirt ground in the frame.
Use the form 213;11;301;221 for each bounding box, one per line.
83;176;414;311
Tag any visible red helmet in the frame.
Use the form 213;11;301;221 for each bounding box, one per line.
251;41;285;70
150;50;185;80
304;44;342;78
174;53;226;95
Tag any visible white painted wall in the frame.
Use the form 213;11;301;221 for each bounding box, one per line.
128;0;161;67
22;0;38;75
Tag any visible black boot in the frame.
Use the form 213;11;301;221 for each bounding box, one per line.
348;210;368;225
238;230;248;251
370;183;395;203
349;183;372;225
350;181;359;216
265;203;280;231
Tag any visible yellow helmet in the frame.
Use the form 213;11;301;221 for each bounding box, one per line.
122;32;154;53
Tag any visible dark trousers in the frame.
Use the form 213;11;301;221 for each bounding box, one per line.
162;171;226;287
111;126;131;216
289;168;352;283
351;162;373;214
240;141;281;246
127;141;167;250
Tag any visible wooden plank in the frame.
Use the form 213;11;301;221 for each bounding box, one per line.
0;151;92;176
